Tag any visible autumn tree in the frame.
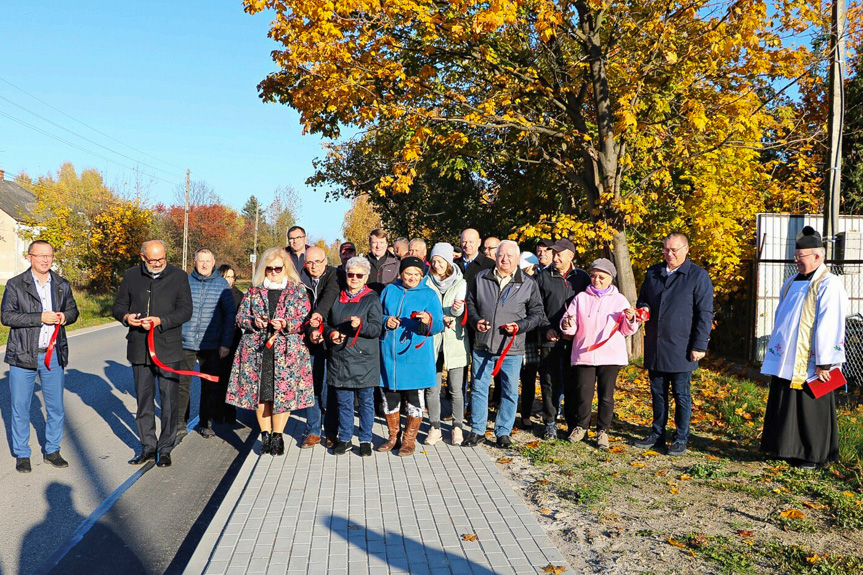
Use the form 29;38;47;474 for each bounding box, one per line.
16;163;150;289
844;52;863;214
247;0;863;355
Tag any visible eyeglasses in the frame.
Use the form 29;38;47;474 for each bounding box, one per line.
28;253;53;260
265;266;284;274
305;259;327;266
288;235;306;241
662;246;687;255
143;256;166;265
346;272;367;279
794;253;817;261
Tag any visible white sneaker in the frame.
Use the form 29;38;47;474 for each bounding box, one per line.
451;427;463;446
597;430;610;450
567;427;587;443
425;426;442;445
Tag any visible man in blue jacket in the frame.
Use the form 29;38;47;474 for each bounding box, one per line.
635;232;714;455
179;248;236;439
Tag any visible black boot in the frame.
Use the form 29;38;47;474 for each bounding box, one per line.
271;432;285;456
260;431;272;455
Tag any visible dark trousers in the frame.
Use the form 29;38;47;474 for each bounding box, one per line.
133;363;180;454
180;349;221;429
383;389;421;413
571;365;621;431
519;362;538;421
523;346;569;424
218;354;237;423
648;370;692;443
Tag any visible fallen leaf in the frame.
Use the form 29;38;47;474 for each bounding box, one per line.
542;565;567;574
667;481;679;487
706;454;721;461
496;456;513;464
773;488;783;494
654;470;667;477
525;441;540;448
536;479;550;485
780;509;806;519
485;432;495;439
538;508;553;514
802;501;826;510
679;474;692;481
609;445;626;454
843;491;856;497
806;554;822;565
667;538;687;549
737;530;754;537
642;450;660;456
461;533;478;541
631;461;646;468
611;472;621;477
511;428;519;436
670;488;679;494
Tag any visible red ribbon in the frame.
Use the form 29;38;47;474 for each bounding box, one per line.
44;323;60;370
456;300;468;326
491;324;519;376
147;328;219;382
347;319;362;348
585;313;631;352
409;312;432;349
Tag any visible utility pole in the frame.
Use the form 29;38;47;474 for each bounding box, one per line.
824;0;845;259
182;169;191;271
252;201;259;278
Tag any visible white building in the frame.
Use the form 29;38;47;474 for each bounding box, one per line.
0;170;37;284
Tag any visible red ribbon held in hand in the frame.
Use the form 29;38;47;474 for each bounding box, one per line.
147;328;219;382
44;323;61;370
491;324;519;377
586;308;646;352
409;311;433;349
347;319;362;348
455;300;468;326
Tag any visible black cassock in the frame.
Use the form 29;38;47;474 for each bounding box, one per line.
760;376;839;465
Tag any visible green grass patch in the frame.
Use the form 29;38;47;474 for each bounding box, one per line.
553;471;611;505
684;461;729;479
763;542;863;574
686;534;755;575
0;286;116;346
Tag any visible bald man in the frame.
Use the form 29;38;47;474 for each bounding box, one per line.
113;240;193;468
456;228;496;288
299;245;340;447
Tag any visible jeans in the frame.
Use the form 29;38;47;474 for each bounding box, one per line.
9;352;65;458
437;355;465;429
335;387;375;443
304;352;336;438
469;350;522;438
648;370;692;443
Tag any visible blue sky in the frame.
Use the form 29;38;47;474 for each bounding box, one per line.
0;1;350;243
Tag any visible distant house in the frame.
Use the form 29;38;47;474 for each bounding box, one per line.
0;170;38;283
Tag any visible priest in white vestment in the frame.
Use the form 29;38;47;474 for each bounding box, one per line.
760;226;848;469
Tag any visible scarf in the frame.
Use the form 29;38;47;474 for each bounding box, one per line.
263;278;288;290
428;265;462;295
587;284;613;297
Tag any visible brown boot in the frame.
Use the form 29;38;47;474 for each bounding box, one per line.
378;412;401;452
398;415;422;457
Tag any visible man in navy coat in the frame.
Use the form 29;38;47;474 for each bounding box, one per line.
634;232;714;455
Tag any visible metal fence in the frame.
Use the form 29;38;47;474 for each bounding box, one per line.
846;313;863;389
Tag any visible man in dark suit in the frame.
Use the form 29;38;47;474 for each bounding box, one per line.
455;228;496;287
113;240;193;468
635;232;714;456
299;246;340;448
1;240;79;473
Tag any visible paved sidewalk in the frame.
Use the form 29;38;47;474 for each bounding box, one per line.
184;416;573;575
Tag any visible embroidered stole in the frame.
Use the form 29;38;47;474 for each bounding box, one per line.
781;266;828;389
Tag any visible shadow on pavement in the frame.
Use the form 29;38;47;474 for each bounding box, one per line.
325;513;497;575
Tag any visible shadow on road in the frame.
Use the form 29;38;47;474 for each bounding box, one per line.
25;483;145;575
64;363;140;450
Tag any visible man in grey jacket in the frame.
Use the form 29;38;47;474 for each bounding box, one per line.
464;240;546;448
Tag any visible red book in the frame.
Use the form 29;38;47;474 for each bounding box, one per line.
806;369;847;399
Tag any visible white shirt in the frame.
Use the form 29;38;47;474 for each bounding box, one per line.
32;271;54;348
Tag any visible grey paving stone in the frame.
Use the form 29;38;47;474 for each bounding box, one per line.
203;560;228;575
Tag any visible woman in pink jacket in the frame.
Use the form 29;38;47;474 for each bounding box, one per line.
560;258;639;450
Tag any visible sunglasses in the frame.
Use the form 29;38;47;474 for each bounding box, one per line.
346;272;366;279
265;266;284;274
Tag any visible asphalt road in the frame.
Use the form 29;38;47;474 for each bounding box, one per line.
0;323;255;575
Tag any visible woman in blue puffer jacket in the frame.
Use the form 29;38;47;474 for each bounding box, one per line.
379;257;444;456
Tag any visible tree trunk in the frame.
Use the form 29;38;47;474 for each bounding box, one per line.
610;227;643;359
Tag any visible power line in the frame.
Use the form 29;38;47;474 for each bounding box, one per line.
0;94;184;179
0;75;186;172
0;110;182;187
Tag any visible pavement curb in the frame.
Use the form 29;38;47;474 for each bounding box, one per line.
183;432;263;574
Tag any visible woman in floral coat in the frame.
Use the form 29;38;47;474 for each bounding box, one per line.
227;247;314;456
